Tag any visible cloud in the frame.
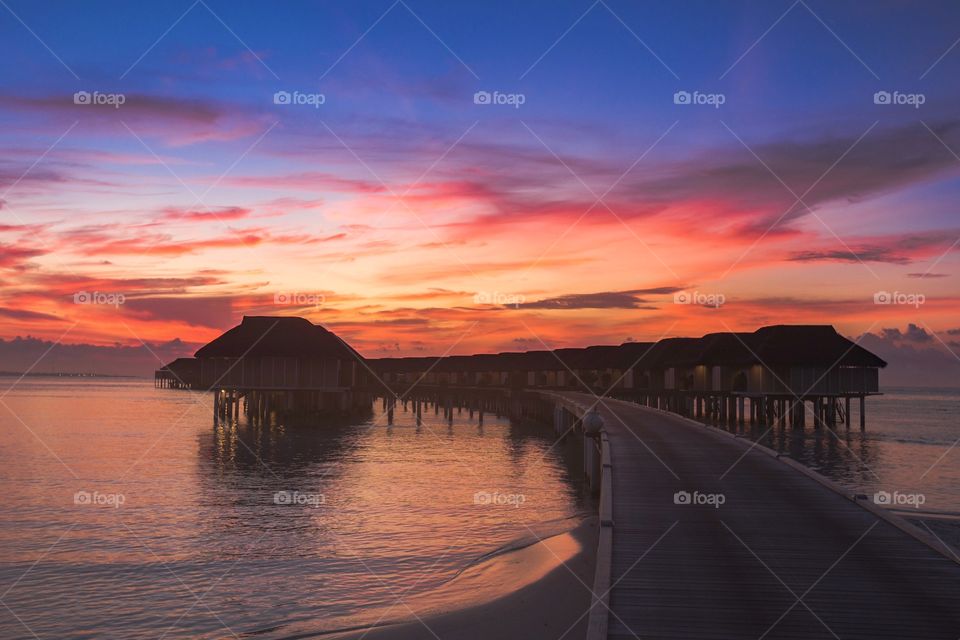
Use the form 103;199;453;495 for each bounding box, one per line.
0;307;63;321
252;118;960;248
48;224;344;257
858;326;960;387
790;247;911;264
788;231;958;265
0;94;265;146
225;171;388;194
124;296;237;329
0;336;197;377
1;94;221;123
879;323;933;343
517;288;682;310
0;243;45;268
161;206;253;222
907;272;950;278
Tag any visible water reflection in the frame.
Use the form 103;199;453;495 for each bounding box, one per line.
0;382;585;640
705;390;960;510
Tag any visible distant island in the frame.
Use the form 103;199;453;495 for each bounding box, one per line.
0;371;140;378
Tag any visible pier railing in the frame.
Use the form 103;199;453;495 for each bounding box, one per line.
541;392;613;640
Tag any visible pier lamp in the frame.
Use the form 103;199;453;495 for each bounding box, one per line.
583;407;604;436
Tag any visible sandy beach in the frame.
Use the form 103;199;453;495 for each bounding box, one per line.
321;516;598;640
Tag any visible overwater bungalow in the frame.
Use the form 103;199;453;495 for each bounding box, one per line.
159;319;886;428
193;316;372;419
154;357;200;389
364;324;886;428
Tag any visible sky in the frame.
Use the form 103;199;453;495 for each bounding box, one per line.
1;0;960;379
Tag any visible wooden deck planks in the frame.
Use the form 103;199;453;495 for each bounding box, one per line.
558;393;960;640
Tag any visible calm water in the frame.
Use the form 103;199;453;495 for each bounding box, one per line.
718;387;960;513
0;379;588;640
3;382;959;639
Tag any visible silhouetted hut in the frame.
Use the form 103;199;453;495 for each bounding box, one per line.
194;316;371;419
154;357;200;389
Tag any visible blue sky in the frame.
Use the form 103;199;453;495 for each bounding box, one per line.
1;0;960;376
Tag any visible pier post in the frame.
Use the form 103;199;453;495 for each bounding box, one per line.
859;395;865;430
584;433;601;492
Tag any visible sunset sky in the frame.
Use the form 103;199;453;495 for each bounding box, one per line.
1;0;960;376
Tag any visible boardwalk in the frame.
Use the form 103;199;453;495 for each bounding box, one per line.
556;392;960;640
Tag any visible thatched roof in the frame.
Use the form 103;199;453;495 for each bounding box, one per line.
749;325;886;367
159;357;200;373
365;325;886;373
194;316;363;361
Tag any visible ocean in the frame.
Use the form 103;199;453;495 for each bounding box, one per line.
712;387;960;514
0;379;589;639
1;380;957;638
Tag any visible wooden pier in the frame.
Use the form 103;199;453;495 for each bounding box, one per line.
152;316;960;637
156;317;374;421
551;392;960;640
158;321;888;431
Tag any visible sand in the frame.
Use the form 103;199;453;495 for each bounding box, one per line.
320;516;598;640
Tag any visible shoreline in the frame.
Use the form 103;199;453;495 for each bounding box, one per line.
290;515;598;640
